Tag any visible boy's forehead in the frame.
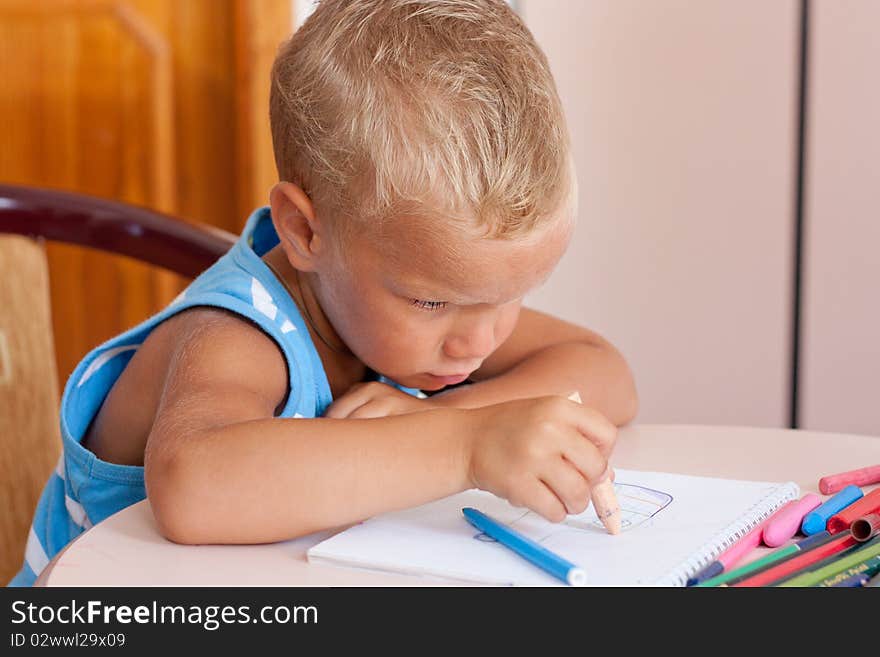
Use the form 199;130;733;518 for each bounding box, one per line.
368;213;572;303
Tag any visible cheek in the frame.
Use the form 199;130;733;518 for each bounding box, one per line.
319;272;380;342
496;304;522;344
372;309;460;371
334;286;435;354
382;312;446;354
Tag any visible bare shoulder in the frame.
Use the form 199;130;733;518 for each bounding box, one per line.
83;306;288;465
152;306;290;423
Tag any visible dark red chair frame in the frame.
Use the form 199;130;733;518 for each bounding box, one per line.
0;184;236;277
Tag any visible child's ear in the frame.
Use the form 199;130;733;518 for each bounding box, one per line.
269;182;323;271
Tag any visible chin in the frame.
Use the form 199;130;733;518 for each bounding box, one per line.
394;375;434;391
386;372;442;392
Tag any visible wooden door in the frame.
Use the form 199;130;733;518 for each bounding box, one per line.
0;0;290;387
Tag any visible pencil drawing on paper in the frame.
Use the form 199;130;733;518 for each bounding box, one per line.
562;482;674;532
473;482;674;543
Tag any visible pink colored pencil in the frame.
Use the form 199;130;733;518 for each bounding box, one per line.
819;464;880;494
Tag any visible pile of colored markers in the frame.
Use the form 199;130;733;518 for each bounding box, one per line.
687;464;880;587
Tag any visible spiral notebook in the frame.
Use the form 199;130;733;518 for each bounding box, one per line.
307;469;800;586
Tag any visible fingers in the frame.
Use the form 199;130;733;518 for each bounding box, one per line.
324;381;400;419
540;457;592;516
509;461;593;524
559;427;608;486
323;383;370;419
564;400;618;459
515;477;569;524
348;401;390;419
466;396;620;525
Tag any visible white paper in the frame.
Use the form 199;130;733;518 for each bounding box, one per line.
307;469;799;586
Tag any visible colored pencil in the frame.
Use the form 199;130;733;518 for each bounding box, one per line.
779;535;880;587
697;531;839;587
686;500;798;586
766;541;869;587
568;392;621;535
731;531;857;587
712;531;840;587
818;557;880;587
828;572;873;587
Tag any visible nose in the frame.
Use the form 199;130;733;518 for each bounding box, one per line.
443;311;497;362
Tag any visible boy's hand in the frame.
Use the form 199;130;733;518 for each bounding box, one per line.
324;381;436;419
466;396;618;523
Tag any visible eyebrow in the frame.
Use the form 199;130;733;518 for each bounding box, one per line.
386;249;557;305
403;285;476;305
399;280;537;307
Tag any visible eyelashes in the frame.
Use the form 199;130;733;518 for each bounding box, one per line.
410;299;448;312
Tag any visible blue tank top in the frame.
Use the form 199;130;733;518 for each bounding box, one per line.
8;206;418;586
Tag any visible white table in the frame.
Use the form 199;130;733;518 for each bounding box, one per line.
39;424;880;586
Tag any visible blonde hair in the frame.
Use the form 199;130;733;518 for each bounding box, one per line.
270;0;572;239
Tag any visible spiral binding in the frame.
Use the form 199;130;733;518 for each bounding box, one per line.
656;481;801;587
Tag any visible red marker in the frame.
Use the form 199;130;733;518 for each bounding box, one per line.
851;513;880;542
827;488;880;534
819;464;880;495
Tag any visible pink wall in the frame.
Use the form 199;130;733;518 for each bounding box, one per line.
521;1;797;426
802;0;880;436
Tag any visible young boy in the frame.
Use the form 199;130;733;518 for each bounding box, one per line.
10;0;637;586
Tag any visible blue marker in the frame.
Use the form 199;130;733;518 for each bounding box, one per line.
801;485;864;536
462;507;587;586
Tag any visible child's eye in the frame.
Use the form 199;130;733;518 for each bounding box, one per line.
410;299;448;312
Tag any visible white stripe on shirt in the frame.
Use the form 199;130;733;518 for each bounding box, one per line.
77;345;141;387
65;495;92;530
24;526;50;576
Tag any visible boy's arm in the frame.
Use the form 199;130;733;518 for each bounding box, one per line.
431;307;638;426
145;311;616;545
144;312;472;545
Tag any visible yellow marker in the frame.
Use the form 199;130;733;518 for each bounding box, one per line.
568;392;621;535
